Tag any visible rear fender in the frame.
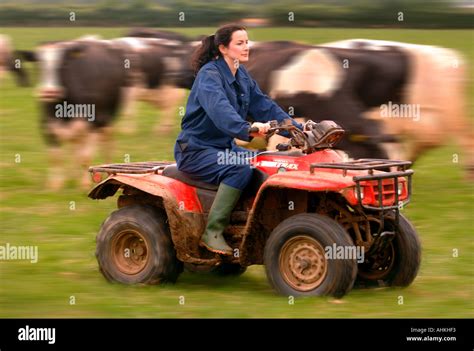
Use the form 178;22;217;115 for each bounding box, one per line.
88;173;206;262
88;173;203;212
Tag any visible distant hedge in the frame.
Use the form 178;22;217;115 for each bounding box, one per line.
268;3;474;28
0;2;472;28
0;3;250;27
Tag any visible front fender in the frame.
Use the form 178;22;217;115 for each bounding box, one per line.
257;170;356;193
244;170;356;235
239;170;356;265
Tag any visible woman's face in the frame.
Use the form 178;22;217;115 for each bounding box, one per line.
219;30;249;63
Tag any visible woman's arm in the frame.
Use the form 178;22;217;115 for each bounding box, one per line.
247;76;303;130
196;68;252;141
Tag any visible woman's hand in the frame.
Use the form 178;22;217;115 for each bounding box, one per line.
250;122;271;137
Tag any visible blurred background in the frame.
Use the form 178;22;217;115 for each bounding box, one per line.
0;0;473;317
0;0;473;28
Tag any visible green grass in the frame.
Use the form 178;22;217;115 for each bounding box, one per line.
0;27;473;318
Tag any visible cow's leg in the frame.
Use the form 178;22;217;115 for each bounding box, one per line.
149;85;186;135
42;120;65;190
45;120;87;190
455;120;474;180
323;96;391;159
99;125;114;164
76;129;100;190
73;123;113;190
441;62;474;179
46;145;66;190
118;86;142;134
8;54;29;87
365;107;407;161
381;142;406;162
0;67;6;85
56;120;95;190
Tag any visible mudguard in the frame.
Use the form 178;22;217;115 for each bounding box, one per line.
88;173;208;263
88;173;203;212
239;170;357;265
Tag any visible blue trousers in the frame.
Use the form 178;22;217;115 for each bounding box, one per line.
174;143;255;190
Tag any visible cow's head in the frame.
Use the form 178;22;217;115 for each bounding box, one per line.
36;41;86;102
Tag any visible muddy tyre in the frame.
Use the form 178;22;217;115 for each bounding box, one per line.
96;204;183;284
264;213;357;298
357;213;421;287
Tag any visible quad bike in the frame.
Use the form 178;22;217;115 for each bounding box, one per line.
88;120;421;298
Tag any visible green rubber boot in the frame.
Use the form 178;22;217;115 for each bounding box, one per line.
200;183;242;256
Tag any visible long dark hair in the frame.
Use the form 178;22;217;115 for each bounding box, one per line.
191;23;247;74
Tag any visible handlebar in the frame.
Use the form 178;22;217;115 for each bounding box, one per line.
260;119;345;154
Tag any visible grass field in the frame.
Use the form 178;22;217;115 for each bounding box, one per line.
0;27;473;318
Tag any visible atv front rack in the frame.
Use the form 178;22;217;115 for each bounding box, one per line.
309;159;411;176
89;161;172;175
310;159;413;212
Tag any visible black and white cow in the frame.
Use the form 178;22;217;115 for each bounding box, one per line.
240;40;407;159
234;39;472;179
123;27;202;89
35;37;129;189
31;34;198;189
321;39;473;177
113;31;200;134
125;28;192;42
151;38;404;159
110;36;194;135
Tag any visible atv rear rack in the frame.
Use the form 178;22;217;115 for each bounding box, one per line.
89;161;172;175
310;159;413;212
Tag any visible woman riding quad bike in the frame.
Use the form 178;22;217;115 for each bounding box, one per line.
89;118;421;298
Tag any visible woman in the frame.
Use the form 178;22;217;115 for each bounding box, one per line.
174;24;302;256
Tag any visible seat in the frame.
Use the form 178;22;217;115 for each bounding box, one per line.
162;165;219;191
162;164;269;195
163;164;269;213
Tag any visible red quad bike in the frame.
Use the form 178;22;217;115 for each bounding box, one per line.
88;120;421;298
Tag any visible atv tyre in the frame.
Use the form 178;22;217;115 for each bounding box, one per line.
96;204;182;284
357;213;421;287
264;213;357;298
